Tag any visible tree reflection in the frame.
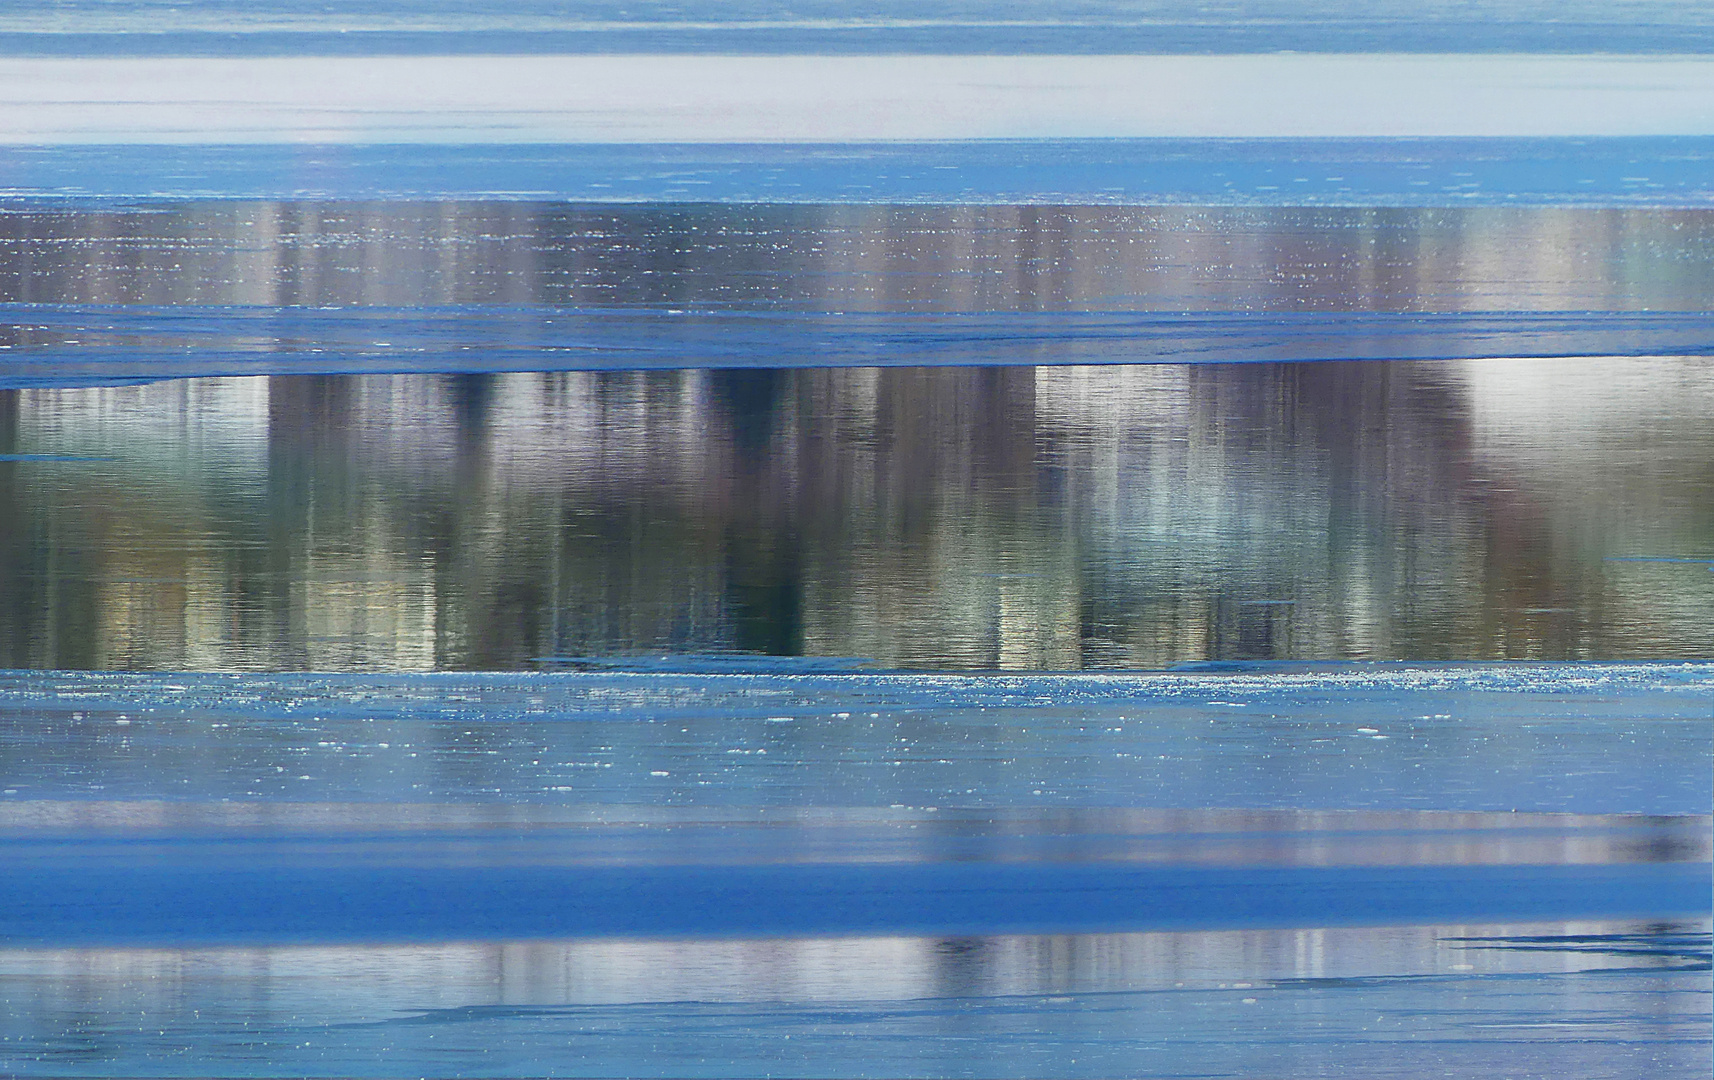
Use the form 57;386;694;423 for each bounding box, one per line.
0;356;1708;671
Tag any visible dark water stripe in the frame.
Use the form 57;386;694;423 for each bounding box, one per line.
2;861;1705;946
4;308;1711;386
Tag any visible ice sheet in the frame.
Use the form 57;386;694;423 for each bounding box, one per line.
4;56;1714;145
2;665;1707;813
3;920;1708;1078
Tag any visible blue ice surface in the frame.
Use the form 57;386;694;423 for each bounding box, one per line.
2;0;1711;55
3;968;1709;1080
2;662;1708;814
1;665;1708;1073
4;138;1712;205
5;307;1711;387
1;662;1709;946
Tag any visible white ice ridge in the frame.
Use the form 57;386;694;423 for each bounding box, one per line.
1;54;1712;143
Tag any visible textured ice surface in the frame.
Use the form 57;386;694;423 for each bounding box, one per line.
0;665;1707;947
3;202;1711;387
1;10;1707;1068
1;921;1709;1078
2;686;1709;1074
2;664;1707;813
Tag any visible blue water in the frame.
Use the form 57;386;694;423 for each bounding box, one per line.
1;664;1708;1074
9;307;1714;385
3;10;1711;1072
6;139;1713;205
3;199;1710;387
2;0;1711;54
6;307;1713;387
2;664;1708;946
6;859;1707;945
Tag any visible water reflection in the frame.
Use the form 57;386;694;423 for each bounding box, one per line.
0;356;1710;669
4;920;1702;1012
8;803;1705;870
2;921;1706;1079
4;203;1708;312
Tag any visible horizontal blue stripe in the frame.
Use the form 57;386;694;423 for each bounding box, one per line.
12;25;1714;57
2;862;1705;946
5;139;1712;206
4;307;1711;386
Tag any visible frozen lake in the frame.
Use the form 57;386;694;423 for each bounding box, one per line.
2;920;1704;1078
0;919;1707;1078
0;665;1708;1076
2;10;1710;1073
1;200;1709;1075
